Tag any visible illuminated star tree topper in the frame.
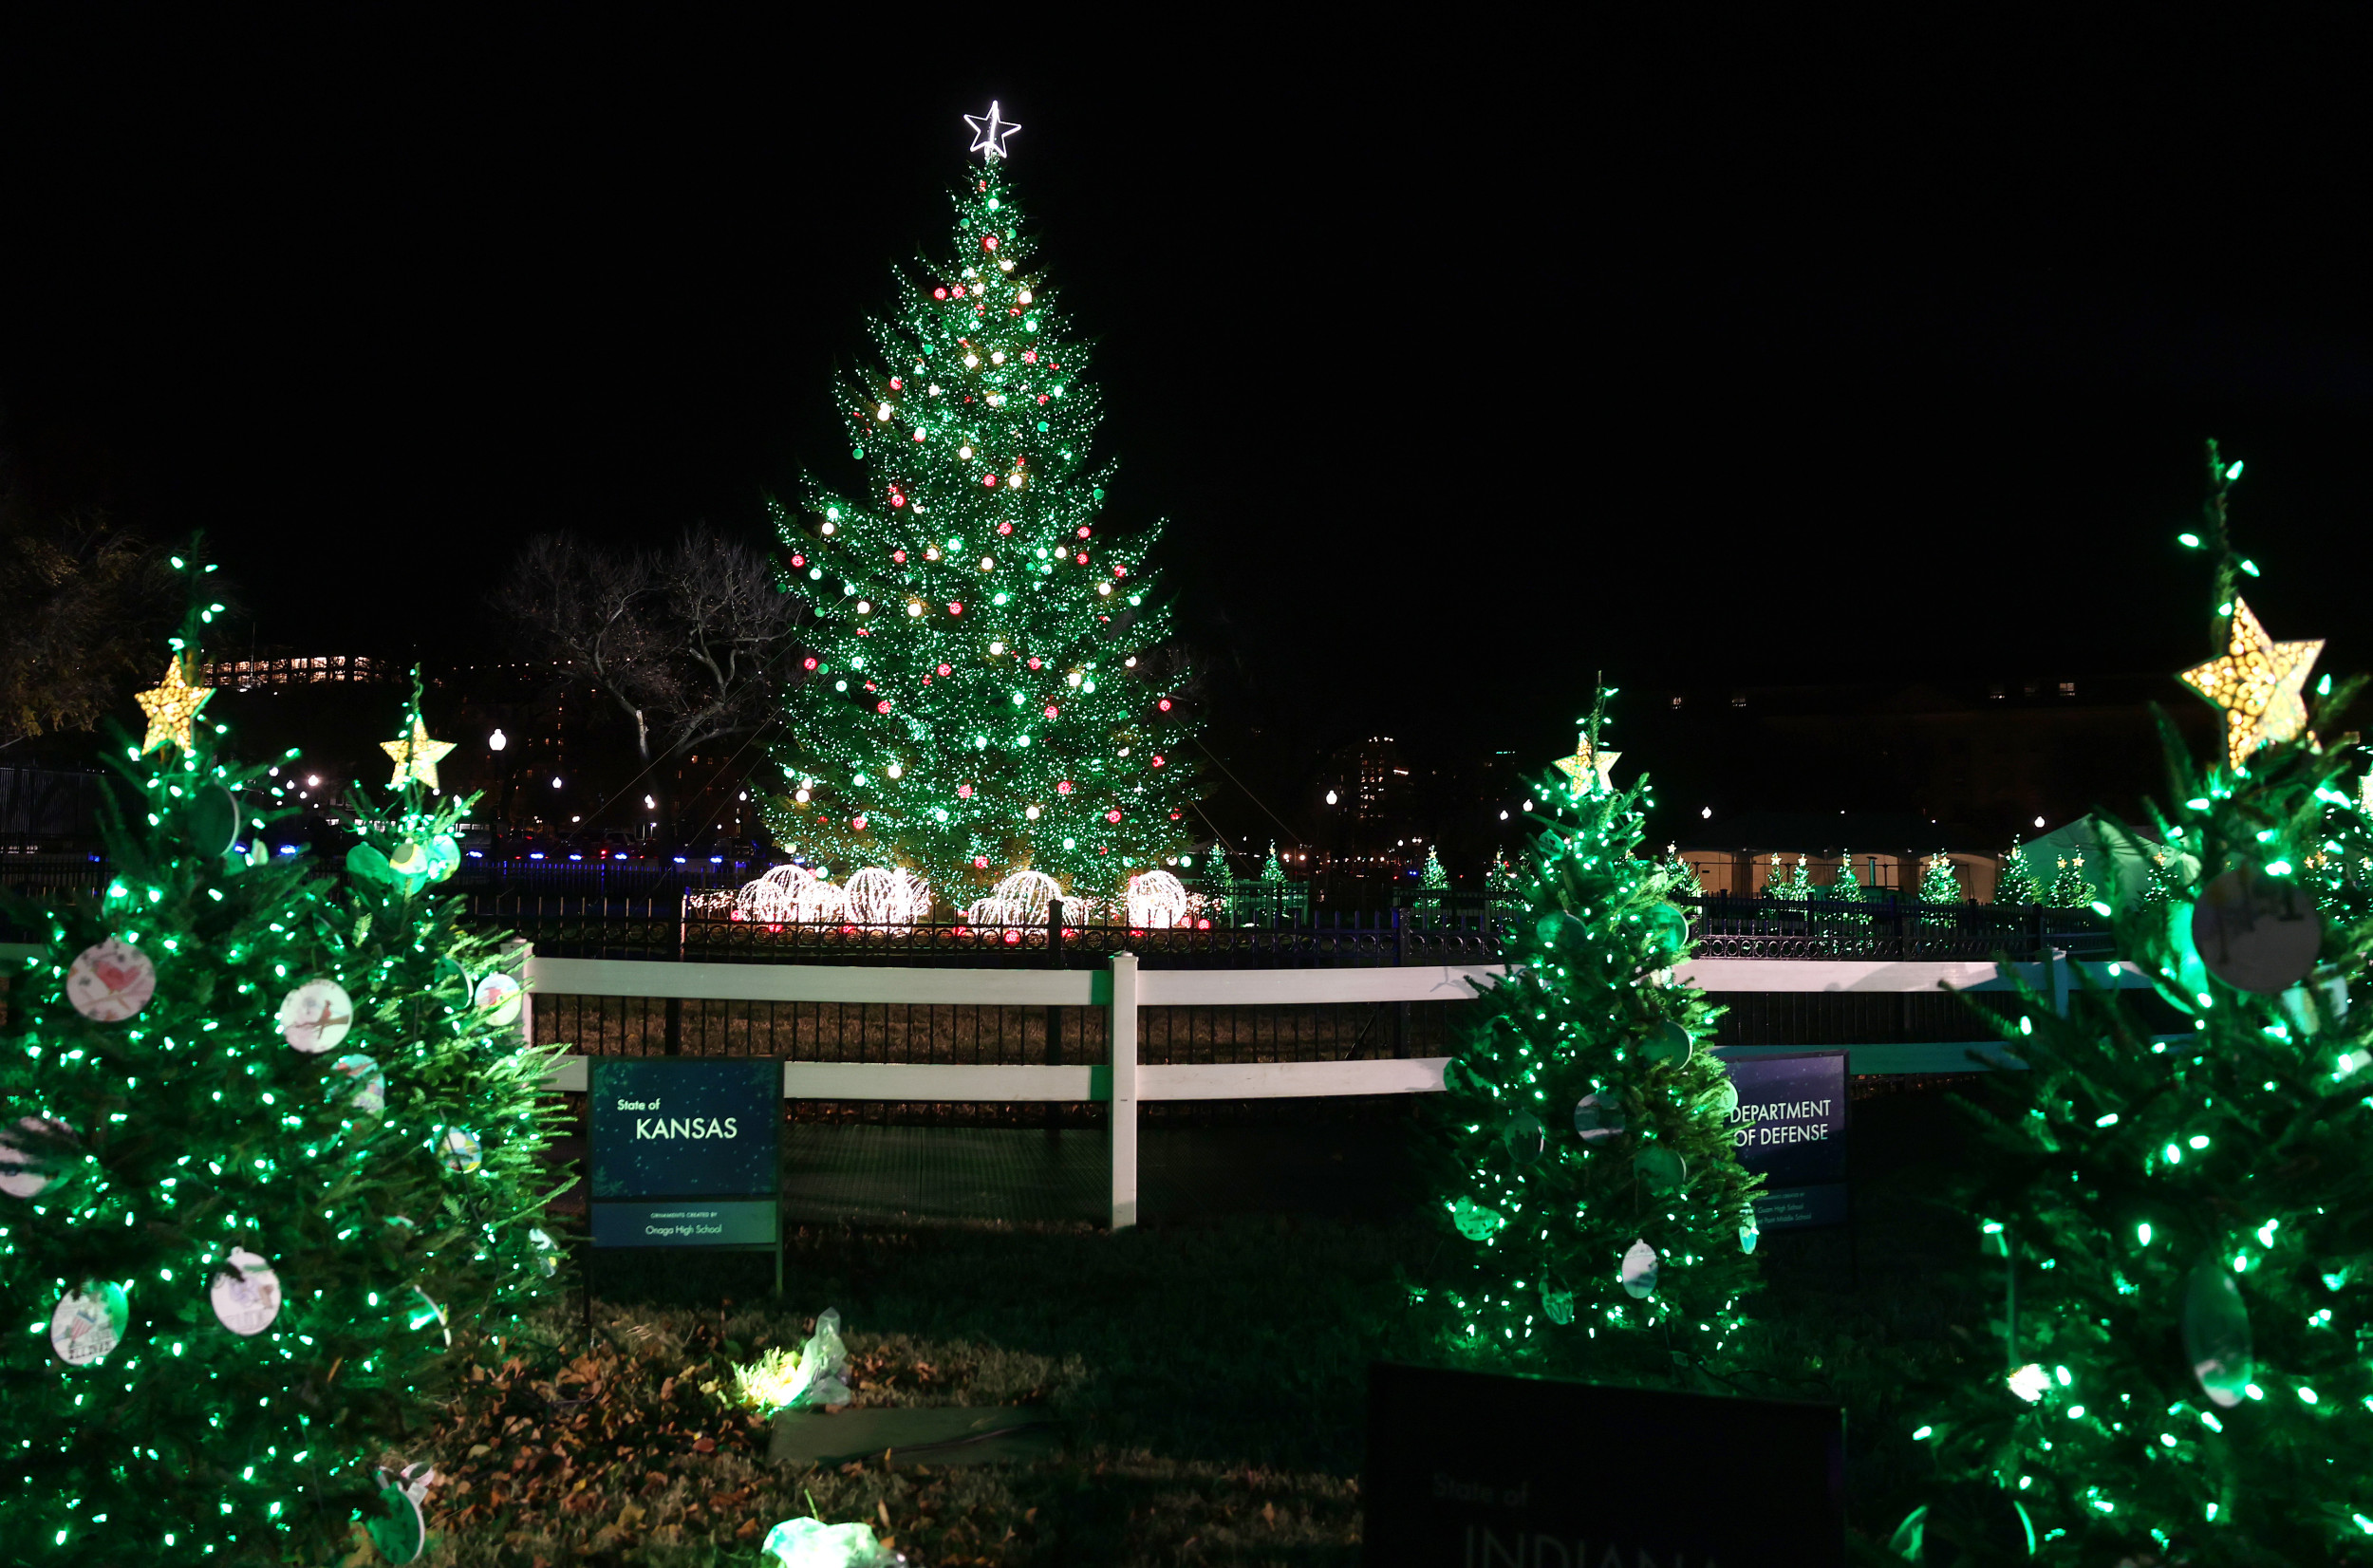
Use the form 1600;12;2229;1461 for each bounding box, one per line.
382;714;457;793
963;100;1020;159
2178;596;2324;772
133;654;213;756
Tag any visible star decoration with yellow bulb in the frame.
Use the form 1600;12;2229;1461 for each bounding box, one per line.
1552;734;1621;793
382;717;457;793
2178;597;2324;772
135;655;213;756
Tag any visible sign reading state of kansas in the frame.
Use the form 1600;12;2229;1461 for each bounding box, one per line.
589;1058;779;1250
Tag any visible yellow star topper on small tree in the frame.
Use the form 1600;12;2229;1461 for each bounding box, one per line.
2178;596;2324;772
382;716;457;793
135;653;213;756
1552;682;1622;793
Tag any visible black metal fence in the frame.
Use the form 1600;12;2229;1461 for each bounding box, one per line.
1678;894;2112;961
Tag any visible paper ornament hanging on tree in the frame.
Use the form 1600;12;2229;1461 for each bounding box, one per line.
0;1117;73;1199
1502;1111;1547;1164
2191;867;2322;995
329;1053;386;1116
50;1281;128;1366
364;1466;432;1565
65;937;155;1022
1619;1240;1660;1299
189;783;240;855
276;979;353;1054
439;1128;482;1174
2183;1259;2253;1409
1572;1092;1625;1141
474;971;524;1028
1634;1146;1687;1194
1451;1196;1506;1241
529;1226;560;1278
1643;1021;1693;1066
210;1247;283;1336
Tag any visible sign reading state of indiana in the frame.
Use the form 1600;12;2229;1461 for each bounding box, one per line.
589;1058;780;1249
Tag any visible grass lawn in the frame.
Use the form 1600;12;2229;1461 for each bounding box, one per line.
411;1088;1998;1566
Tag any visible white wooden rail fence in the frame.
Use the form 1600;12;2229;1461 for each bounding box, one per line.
528;950;2150;1229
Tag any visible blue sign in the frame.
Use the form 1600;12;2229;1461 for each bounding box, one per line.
1715;1050;1848;1231
589;1058;780;1256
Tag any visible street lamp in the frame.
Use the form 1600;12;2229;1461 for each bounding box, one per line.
1325;790;1337;806
486;731;511;851
488;729;508;753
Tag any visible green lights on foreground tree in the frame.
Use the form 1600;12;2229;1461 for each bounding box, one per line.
0;625;560;1562
1906;445;2373;1563
1416;695;1761;1387
762;121;1200;910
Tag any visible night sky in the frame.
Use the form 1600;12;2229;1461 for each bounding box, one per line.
9;19;2373;794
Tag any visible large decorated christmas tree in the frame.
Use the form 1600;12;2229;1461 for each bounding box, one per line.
1418;698;1761;1385
761;103;1201;911
1905;446;2373;1563
0;621;523;1561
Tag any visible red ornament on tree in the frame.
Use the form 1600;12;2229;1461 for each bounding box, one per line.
981;235;998;252
875;700;891;715
957;784;973;798
1044;705;1059;719
891;494;906;508
1158;699;1173;712
974;855;990;868
1077;527;1092;538
1075;552;1089;565
1027;658;1041;669
1151;756;1165;767
1056;781;1073;793
888;378;903;390
982;474;999;488
998;521;1013;535
1105;810;1122;824
1037;394;1048;405
934;288;948;300
803;658;818;671
947;602;962;615
852;816;868;831
937;664;952;677
791;553;805;568
891;550;906;564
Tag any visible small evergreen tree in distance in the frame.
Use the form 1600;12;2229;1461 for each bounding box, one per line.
1418;694;1760;1387
1828;848;1864;903
2046;850;2093;908
1420;845;1448;889
1658;843;1705;903
1906;446;2373;1563
1919;850;1963;904
1994;835;2043;905
1259;840;1286;886
1486;849;1520;898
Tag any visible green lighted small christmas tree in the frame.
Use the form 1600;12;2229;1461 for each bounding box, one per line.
761;104;1201;910
1419;845;1448;890
1994;835;2044;905
1658;844;1705;903
334;679;569;1342
1905;445;2373;1564
1765;853;1811;901
1259;841;1286;887
0;619;463;1560
1417;697;1760;1385
1828;849;1864;903
1919;850;1963;905
2046;850;2093;908
1486;849;1521;898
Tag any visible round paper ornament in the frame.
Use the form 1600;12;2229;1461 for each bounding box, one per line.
1540;1273;1574;1325
50;1281;128;1366
1619;1240;1659;1299
210;1247;282;1336
346;842;395;884
364;1474;427;1565
2191;867;2322;995
529;1226;560;1278
387;840;430;884
1451;1196;1505;1241
1643;1021;1693;1066
1740;1222;1761;1254
407;1288;452;1346
1573;1092;1625;1141
474;971;524;1028
2183;1259;2253;1409
276;978;353;1055
189;784;239;855
424;833;461;883
439;1127;482;1174
1708;1075;1740;1118
65;937;156;1023
1502;1111;1547;1164
329;1053;386;1116
1643;901;1690;958
0;1116;74;1199
1635;1146;1687;1194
